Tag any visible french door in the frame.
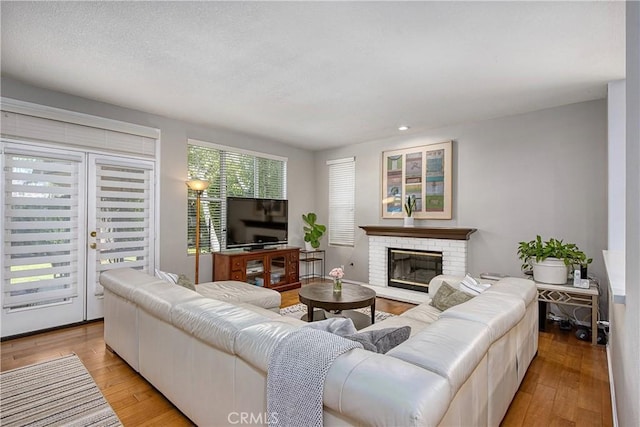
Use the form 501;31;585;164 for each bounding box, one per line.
1;142;155;336
86;154;155;320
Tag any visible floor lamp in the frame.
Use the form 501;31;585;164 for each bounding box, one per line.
186;179;210;284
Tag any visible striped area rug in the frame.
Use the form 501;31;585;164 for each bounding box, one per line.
0;354;121;427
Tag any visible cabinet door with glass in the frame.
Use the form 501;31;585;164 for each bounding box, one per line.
245;258;265;286
267;254;286;288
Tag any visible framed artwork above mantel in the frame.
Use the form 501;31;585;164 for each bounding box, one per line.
381;140;452;220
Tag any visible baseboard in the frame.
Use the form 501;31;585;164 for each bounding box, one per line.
606;344;619;427
1;318;103;342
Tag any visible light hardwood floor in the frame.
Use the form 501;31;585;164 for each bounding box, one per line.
1;286;612;426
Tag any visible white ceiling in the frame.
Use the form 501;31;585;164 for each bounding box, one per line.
0;1;625;151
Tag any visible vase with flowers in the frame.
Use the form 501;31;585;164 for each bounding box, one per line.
329;266;344;293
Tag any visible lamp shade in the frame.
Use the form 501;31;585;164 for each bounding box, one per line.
186;179;210;192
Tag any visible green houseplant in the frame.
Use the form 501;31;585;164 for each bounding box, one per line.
404;195;417;217
302;212;326;250
517;235;592;284
403;195;417;227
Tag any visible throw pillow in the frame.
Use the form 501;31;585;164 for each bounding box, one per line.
459;273;491;296
430;281;474;311
155;269;178;284
345;326;411;354
303;318;358;337
177;274;196;291
429;280;456;308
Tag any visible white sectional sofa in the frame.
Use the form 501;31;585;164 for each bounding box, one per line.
100;269;537;427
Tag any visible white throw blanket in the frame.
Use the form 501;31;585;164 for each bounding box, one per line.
267;328;363;427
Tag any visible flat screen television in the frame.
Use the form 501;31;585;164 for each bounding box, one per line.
225;197;288;250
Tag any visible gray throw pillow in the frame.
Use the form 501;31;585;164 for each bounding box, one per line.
303;318;358;336
429;281;474;311
177;274;196;291
345;326;411;354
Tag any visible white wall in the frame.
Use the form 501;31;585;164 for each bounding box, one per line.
607;80;626;251
315;100;608;296
0;77;316;283
608;2;640;426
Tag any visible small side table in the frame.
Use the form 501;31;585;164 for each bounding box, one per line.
299;249;325;283
536;281;599;345
298;283;376;330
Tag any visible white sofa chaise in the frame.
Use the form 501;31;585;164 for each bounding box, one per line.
195;280;281;312
100;268;537;427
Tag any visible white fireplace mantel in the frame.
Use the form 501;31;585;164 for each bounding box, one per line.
359;226;476;303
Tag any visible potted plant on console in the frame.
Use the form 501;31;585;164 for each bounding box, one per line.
517;235;591;284
302;212;326;251
404;195;416;227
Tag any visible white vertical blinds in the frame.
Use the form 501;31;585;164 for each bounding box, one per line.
328;157;356;247
2;148;83;308
92;160;154;296
187;140;287;252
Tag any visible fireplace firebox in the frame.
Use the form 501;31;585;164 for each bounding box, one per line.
388;248;443;293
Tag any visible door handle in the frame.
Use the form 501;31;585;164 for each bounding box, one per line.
90;243;97;249
90;231;97;237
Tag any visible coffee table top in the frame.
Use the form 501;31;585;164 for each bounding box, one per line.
298;283;376;311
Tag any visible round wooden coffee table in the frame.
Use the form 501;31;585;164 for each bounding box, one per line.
298;283;377;329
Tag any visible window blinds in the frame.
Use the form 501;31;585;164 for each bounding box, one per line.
92;160;154;296
187;141;287;252
2;148;83;308
328;157;355;247
1;99;159;157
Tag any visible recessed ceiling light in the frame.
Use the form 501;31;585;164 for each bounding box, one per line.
398;125;410;131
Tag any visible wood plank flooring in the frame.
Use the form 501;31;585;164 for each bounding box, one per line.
1;286;612;426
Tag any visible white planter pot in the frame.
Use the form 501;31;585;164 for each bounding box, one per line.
532;258;569;284
404;217;414;227
304;241;314;252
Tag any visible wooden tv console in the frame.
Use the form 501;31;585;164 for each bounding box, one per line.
212;246;301;292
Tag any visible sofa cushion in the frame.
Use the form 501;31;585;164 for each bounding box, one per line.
439;293;525;342
400;300;441;324
235;303;307;328
483;278;537;305
345;326;411;354
234;322;301;371
387;317;491;398
430;282;474;311
100;268;167;300
172;298;271;354
131;281;202;323
359;314;431;337
196;280;281;311
324;349;453;427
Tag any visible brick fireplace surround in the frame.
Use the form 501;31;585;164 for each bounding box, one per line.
359;226;477;304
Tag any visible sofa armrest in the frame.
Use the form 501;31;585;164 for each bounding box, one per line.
323;349;452;426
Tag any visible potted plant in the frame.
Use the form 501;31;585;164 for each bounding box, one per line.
517;235;591;284
403;195;416;227
302;212;326;251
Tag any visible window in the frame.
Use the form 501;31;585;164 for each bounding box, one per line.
327;157;355;247
187;140;287;253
